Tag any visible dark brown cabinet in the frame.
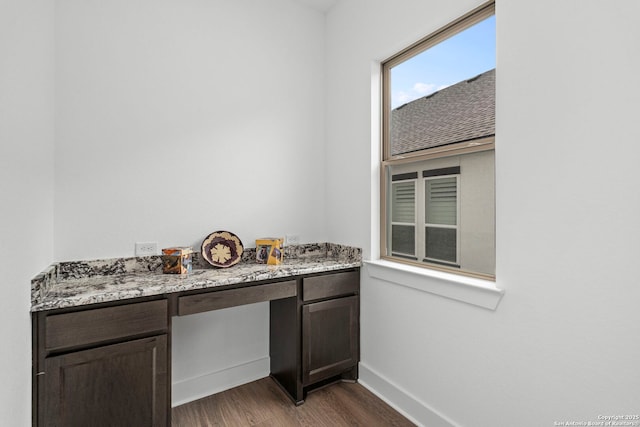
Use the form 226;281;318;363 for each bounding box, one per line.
44;335;168;427
270;269;360;404
33;300;170;427
33;268;359;424
302;295;359;385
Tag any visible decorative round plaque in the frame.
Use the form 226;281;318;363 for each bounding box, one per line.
201;231;244;268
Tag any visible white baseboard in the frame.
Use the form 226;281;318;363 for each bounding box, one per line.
358;363;459;427
171;357;270;407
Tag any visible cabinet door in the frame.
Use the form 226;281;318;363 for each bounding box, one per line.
302;295;359;385
44;335;168;427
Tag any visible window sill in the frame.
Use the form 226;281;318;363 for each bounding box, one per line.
363;259;504;310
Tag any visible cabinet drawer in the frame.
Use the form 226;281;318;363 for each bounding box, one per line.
302;270;359;302
45;300;168;352
178;280;297;316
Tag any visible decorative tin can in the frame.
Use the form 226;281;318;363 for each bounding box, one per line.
161;247;193;274
255;238;284;265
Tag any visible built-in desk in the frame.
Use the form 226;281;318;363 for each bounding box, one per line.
31;243;361;427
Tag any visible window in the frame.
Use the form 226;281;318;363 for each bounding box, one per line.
381;1;495;279
424;171;459;266
390;175;416;258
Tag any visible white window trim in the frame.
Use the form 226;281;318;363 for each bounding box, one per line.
364;258;504;310
370;1;503;309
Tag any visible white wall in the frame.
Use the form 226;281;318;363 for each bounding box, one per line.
0;0;55;424
326;0;640;426
55;0;327;260
54;0;327;405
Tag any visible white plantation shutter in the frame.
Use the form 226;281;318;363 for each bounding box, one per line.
424;175;458;264
390;180;416;256
425;177;457;225
392;181;415;223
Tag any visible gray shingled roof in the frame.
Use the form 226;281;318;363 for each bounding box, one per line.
390;68;495;156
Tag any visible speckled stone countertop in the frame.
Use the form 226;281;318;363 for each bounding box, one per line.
31;243;361;312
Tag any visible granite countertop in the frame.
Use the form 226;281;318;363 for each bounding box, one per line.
31;243;361;312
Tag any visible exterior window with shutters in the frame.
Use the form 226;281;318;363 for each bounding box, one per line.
424;173;459;266
381;1;495;280
390;174;417;258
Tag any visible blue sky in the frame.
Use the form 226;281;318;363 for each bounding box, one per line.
391;15;496;108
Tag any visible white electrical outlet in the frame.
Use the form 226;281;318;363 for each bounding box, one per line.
285;235;300;245
135;242;158;256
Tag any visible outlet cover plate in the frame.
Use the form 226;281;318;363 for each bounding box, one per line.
285;235;300;245
135;242;158;256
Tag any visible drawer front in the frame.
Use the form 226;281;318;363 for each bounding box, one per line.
178;280;297;316
45;299;168;352
302;270;359;302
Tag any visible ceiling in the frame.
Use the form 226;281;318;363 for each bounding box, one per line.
292;0;340;12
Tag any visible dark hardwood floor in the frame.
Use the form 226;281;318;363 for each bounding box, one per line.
172;378;415;426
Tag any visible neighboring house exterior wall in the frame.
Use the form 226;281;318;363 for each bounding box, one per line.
389;149;495;275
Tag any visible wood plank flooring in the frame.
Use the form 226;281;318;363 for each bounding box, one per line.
172;378;415;426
